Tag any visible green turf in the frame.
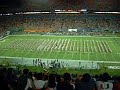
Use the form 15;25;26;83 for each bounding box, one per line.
0;58;120;75
0;35;120;61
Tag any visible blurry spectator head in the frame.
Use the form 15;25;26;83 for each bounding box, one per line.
118;77;120;82
81;73;91;82
35;73;43;80
56;75;61;83
102;73;111;82
7;68;14;75
48;74;56;88
76;75;82;81
63;73;71;82
0;68;4;80
0;65;2;68
23;69;29;75
2;67;7;73
28;72;33;78
94;75;99;79
43;74;48;81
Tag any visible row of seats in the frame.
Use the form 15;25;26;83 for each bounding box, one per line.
0;66;120;90
0;14;120;35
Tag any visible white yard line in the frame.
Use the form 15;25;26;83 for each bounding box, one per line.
109;39;120;61
72;40;75;59
87;40;90;60
79;40;82;60
62;39;66;59
92;40;98;61
84;40;85;53
96;41;101;53
46;39;55;58
38;39;48;57
104;41;114;60
53;39;62;59
1;35;120;62
98;40;107;62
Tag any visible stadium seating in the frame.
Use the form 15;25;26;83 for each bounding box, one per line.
0;14;120;35
0;66;120;90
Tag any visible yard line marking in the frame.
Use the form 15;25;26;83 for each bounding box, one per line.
87;40;90;60
92;40;98;61
79;40;81;60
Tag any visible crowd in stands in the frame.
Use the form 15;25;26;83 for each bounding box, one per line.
0;65;120;90
0;16;8;37
0;14;120;36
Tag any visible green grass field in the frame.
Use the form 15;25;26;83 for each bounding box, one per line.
0;35;120;61
0;58;120;75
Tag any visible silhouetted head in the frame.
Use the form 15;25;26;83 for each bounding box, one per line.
7;68;14;75
81;73;91;82
23;69;29;75
35;73;43;80
48;74;56;88
102;73;111;82
0;69;4;80
63;73;71;82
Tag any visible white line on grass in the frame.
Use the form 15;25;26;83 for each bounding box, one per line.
110;39;120;61
92;40;98;61
87;40;90;60
79;40;81;60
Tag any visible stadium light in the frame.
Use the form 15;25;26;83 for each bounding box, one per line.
40;12;50;13
15;12;23;14
2;13;13;16
22;12;51;14
67;10;73;12
23;12;41;14
94;12;120;14
80;9;87;12
55;11;80;14
55;10;61;11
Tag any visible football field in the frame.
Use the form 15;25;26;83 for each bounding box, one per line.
0;35;120;62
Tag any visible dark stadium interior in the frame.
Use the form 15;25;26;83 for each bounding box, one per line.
0;0;120;12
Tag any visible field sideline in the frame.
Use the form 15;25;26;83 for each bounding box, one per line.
0;35;120;62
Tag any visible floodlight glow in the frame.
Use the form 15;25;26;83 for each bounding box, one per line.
67;10;73;11
41;12;51;13
55;10;61;11
15;13;20;14
55;11;80;14
3;13;13;15
94;12;120;14
23;12;51;14
81;9;87;12
23;12;41;14
62;10;66;11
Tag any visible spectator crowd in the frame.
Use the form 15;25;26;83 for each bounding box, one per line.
0;66;120;90
0;14;120;36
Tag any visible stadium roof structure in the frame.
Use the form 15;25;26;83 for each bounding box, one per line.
0;0;120;13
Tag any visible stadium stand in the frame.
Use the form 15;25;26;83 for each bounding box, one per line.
0;14;120;36
0;66;120;90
